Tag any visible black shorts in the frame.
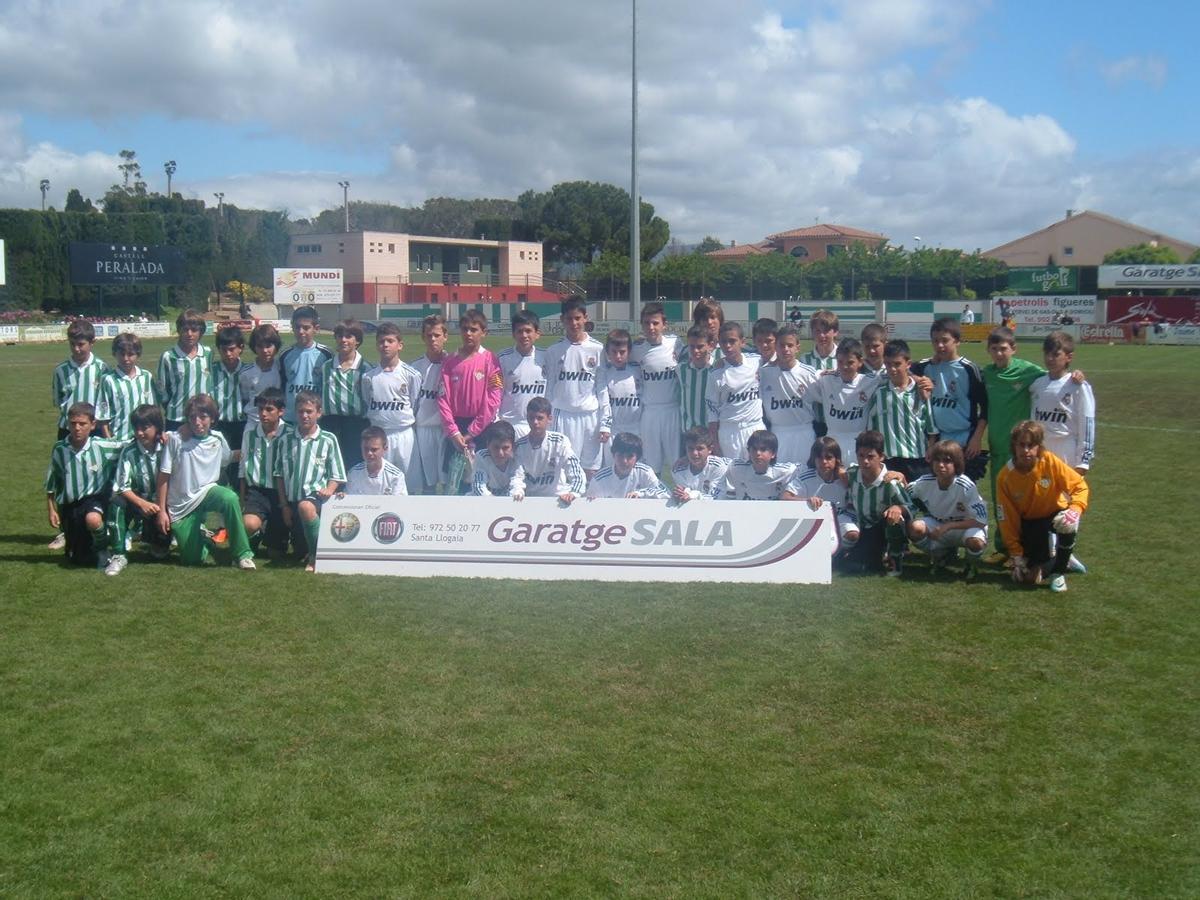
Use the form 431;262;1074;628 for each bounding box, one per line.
110;494;170;546
243;485;288;551
321;414;369;469
60;492;110;565
886;457;930;482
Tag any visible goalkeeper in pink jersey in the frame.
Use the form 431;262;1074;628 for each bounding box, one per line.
438;310;502;493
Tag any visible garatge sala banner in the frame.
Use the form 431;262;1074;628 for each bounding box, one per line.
1006;266;1077;293
69;242;187;286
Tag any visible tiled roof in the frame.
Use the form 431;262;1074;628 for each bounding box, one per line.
765;223;887;241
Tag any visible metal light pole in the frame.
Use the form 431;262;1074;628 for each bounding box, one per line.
338;180;350;232
912;236;922;299
164;160;176;197
39;179;49;211
628;0;641;323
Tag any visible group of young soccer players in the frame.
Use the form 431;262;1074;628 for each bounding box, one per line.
44;297;1094;590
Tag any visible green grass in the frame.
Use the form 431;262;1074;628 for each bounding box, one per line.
2;337;1198;897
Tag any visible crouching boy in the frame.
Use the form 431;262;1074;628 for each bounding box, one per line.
905;439;988;580
104;404;171;575
275;390;346;572
45;402;125;567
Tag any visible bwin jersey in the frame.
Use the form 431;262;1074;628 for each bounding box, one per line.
724;460;796;500
705;356;763;427
279;342;334;423
544;338;604;413
410;356;446;428
786;466;848;511
911;356;987;447
512;431;586;497
598;365;641;435
346;460;408;496
361;361;423;431
497;347;547;426
671;456;732;500
907;474;987;524
471;449;520;496
812;373;879;449
1030;373;1096;470
239;360;283;423
759;361;820;430
630;336;681;408
586;462;669;499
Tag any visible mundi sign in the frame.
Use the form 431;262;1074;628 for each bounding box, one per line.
317;496;833;584
69;242;186;286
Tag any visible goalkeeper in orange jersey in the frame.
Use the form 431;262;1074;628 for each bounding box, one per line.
996;420;1089;593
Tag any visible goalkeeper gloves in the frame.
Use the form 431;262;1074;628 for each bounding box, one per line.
1053;507;1081;533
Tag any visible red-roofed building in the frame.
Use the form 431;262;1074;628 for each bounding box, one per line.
706;223;888;263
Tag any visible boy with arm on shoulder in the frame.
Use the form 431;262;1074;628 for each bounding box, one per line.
543;297;605;476
471;421;520;497
344;425;408;496
597;329;642;468
239;387;293;557
759;324;820;466
437;310;503;493
866;339;939;482
104;404;171;575
809;338;879;459
671;426;731;503
53;319;108;441
361;322;423;486
212;324;250;484
497;311;547;440
97;333;157;440
278;306;333;425
157;308;212;431
911;318;989;481
705;322;764;460
723;430;795;500
750;318;778;364
274;390;346;572
317;319;371;472
586;433;670;499
905;439;988;579
630;302;681;475
1031;331;1095;474
843;430;911;576
409;315;450;494
510;397;585;503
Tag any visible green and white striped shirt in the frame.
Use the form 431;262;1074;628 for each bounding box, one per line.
212;360;250;422
52;354;108;429
240;420;293;489
97;367;158;440
157;344;213;421
44;436;126;505
318;353;369;417
867;380;938;459
678;363;713;433
846;464;909;529
801;349;838;371
113;440;162;499
274;426;347;502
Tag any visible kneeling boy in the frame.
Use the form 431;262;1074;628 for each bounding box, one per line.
345;426;408;496
105;404;171;575
45;402;125;567
905;439;988;579
275;390;347;572
587;433;669;499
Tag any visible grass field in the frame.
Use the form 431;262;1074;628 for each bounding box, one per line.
2;335;1198;897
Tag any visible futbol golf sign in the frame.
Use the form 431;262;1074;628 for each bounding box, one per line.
318;496;833;584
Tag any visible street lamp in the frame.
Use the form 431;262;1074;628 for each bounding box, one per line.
213;191;224;213
164;160;176;197
39;179;49;211
629;0;641;323
338;180;350;233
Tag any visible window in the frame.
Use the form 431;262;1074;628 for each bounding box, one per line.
826;244;845;257
418;253;432;272
790;246;809;258
1064;246;1074;257
295;243;323;254
467;256;481;272
519;250;526;260
388;243;395;253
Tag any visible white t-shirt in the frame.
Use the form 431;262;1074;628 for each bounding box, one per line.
162;430;231;521
1030;373;1096;470
724;460;796;500
630;336;681;407
907;473;986;524
705;356;763;428
586;462;668;499
760;361;820;430
671;456;732;500
497;347;547;426
345;460;408;496
410;356;446;428
361;361;423;431
544;338;604;413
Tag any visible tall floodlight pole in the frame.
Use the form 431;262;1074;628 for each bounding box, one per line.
164;160;176;197
629;0;641;323
39;179;50;211
338;180;350;232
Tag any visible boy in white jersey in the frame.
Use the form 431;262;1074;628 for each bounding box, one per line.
157;309;212;431
782;436;857;554
239;323;283;425
97;333;158;441
760;324;820;466
410;315;449;494
587;433;669;499
544;297;604;474
811;338;879;458
511;397;585;502
497;310;547;440
750;318;777;363
671;427;732;502
317;319;371;472
156;394;256;569
705;322;764;460
630;302;681;474
274;391;347;572
471;421;522;497
279;306;334;425
801;309;840;371
598;329;641;468
239;388;292;557
344;426;408;497
905;439;988;579
360;322;423;479
1031;331;1095;474
104;404;171;575
45;402;125;567
723;430;795;500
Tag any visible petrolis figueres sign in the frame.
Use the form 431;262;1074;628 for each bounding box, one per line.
69;242;187;286
317;496;834;584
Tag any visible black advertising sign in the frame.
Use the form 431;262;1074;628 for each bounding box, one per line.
69;242;187;286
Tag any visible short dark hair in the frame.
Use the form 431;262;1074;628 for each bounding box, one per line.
774;323;802;343
1043;330;1075;355
746;429;778;455
641;301;666;322
175;308;207;335
67;401;96;421
683;426;713;449
375;322;402;340
484;420;517;447
808;436;843;468
361;425;388;446
130;404;164;432
561;296;588;318
335;319;365;345
511;310;541;333
860;322;887;344
718;321;743;340
855;430;885;455
291;306;319;327
612;432;643;457
216;324;245;349
836;338;864;361
883;339;911;361
111;332;142;356
605;329;632;351
686;325;711;343
460;309;489;331
249;323;282;352
184;393;218;420
66;320;96;343
752;318;778;339
988;326;1016;347
526;396;552;418
930;317;961;341
255;387;285;409
420;314;446;336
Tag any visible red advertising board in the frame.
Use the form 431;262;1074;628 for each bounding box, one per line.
1106;296;1200;326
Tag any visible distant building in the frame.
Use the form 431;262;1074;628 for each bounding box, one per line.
286;231;562;304
705;223;888;263
983;210;1198;268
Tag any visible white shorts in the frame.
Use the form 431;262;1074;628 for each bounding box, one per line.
383;427;415;487
826;431;858;461
639;404;681;475
510;420;531;441
555;408;602;471
918;517;987;552
718;420;764;461
773;425;813;468
410;424;444;493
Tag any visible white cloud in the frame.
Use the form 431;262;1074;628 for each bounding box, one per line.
1101;55;1168;90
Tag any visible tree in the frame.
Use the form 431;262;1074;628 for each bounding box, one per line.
1190;248;1200;264
517;181;669;265
115;149;147;196
1104;243;1182;265
64;189;96;213
694;235;725;254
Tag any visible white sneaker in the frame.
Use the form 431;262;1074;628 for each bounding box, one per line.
1067;555;1087;574
96;551;112;570
105;554;128;577
48;533;67;550
237;556;257;570
1049;574;1068;593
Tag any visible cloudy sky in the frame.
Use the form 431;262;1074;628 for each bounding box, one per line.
2;0;1197;251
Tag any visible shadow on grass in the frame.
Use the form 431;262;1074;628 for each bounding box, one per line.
0;532;64;546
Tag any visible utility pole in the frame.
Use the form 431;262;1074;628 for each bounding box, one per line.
338;180;350;232
164;160;176;197
39;179;50;211
629;0;641;323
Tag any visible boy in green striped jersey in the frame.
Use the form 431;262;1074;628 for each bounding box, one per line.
52;319;108;439
45;403;125;567
866;339;939;482
801;309;840;372
104;404;170;576
158;308;212;430
274;390;346;572
239;387;292;558
97;333;158;441
842;430;911;576
677;325;714;439
316;319;370;472
212;325;250;484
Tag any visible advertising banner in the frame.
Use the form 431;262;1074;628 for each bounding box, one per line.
127;322;171;338
1099;264;1200;289
1006;267;1077;293
20;324;67;343
69;243;187;286
1106;295;1200;326
1015;323;1080;340
273;268;343;305
317;496;833;584
0;324;18;342
1145;324;1200;346
994;295;1097;324
1080;324;1133;344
